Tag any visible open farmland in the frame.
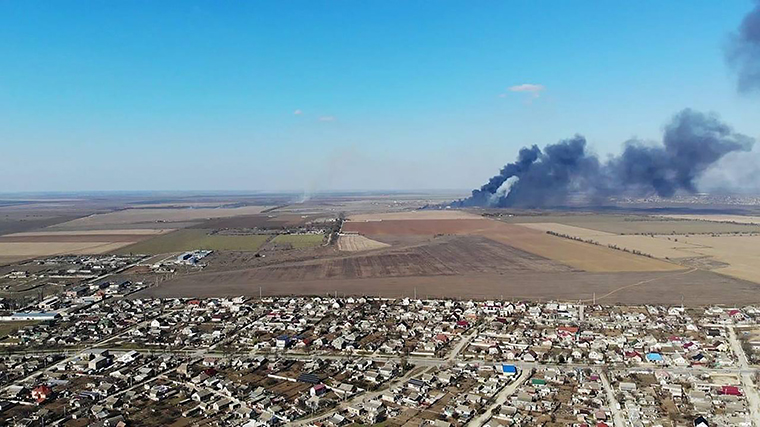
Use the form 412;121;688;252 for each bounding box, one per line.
270;234;325;249
517;221;760;283
348;210;482;221
191;213;327;229
138;267;760;305
143;212;741;303
0;228;172;261
337;234;390;251
344;216;680;272
658;214;760;225
115;229;270;255
520;223;706;259
0;241;131;257
498;213;760;234
139;235;574;290
48;206;272;231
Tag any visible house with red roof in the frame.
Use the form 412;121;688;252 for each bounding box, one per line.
32;385;53;403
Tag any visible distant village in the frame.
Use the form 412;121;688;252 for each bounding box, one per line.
2;272;760;427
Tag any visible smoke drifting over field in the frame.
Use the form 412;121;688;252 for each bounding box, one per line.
726;0;760;93
457;109;755;208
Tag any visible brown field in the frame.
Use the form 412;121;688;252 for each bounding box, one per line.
48;206;272;230
518;222;760;283
0;234;166;243
343;218;491;235
0;229;171;260
0;256;29;266
664;234;760;283
519;223;699;259
160;236;573;283
518;222;615;237
0;241;133;257
114;229;270;255
659;214;760;225
348;210;482;221
337;234;390;251
137;268;760;305
130;207;760;304
481;223;681;272
190;213;326;229
500;214;760;235
9;229;169;236
344;218;680;272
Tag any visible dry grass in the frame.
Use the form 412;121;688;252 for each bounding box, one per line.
348;210;482;221
519;222;760;283
115;229;270;254
139;268;760;305
659;214;760;225
667;234;760;283
49;206;272;230
0;321;39;337
337;234;390;251
0;256;28;266
481;223;682;273
519;223;698;259
346;218;681;272
8;229;171;237
0;229;172;260
270;234;325;249
0;241;131;257
519;222;615;237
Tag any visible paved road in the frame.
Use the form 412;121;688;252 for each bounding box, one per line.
729;326;760;427
467;368;530;427
600;370;625;427
448;329;478;361
291;364;433;426
291;328;479;426
11;347;760;375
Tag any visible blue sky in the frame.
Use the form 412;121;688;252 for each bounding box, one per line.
1;1;758;192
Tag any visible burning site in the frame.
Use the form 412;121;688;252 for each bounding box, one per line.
456;109;756;208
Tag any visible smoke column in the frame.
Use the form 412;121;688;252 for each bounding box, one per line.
457;109;755;208
726;0;760;93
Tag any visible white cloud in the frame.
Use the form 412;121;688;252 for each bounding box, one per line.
293;109;303;115
507;83;545;98
318;116;336;122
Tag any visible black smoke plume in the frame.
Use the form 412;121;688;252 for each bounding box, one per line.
456;109;755;208
726;0;760;93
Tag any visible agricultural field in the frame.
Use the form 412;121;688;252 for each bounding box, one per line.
336;234;390;251
7;195;760;305
47;205;272;231
659;214;760;225
115;229;270;255
518;221;760;283
498;213;760;234
191;213;327;229
0;229;171;261
143;211;751;304
139;268;760;305
171;235;572;283
348;210;482;221
344;214;680;272
519;223;697;259
269;233;325;249
0;256;28;266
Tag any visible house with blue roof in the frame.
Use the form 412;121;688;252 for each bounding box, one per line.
646;353;663;363
501;364;518;376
